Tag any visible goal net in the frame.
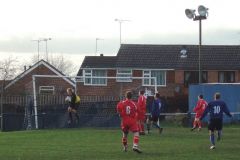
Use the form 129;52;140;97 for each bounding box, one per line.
31;75;158;129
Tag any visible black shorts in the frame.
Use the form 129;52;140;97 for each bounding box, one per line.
69;106;78;110
208;118;223;131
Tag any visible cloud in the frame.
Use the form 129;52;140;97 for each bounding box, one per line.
0;28;239;56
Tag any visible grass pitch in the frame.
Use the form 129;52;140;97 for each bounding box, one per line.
0;126;239;160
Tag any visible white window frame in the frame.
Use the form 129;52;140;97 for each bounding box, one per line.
39;86;55;94
83;69;107;86
116;69;132;82
142;70;166;86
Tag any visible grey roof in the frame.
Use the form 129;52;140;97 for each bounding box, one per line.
80;56;117;68
116;44;240;70
77;56;117;75
78;44;240;73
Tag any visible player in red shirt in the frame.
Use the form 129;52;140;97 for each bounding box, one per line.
137;90;147;135
117;91;142;153
191;94;207;131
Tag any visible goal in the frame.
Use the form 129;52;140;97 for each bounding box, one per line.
32;75;158;129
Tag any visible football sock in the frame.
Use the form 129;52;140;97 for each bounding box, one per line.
197;121;202;128
217;130;222;139
193;120;197;128
138;124;142;132
153;122;160;129
210;133;215;145
133;136;139;147
147;123;150;133
141;124;145;132
122;137;127;146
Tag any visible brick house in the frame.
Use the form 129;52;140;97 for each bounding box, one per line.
77;44;240;98
3;59;75;96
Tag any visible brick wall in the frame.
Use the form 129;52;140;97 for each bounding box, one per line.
175;70;184;84
208;70;218;83
77;70;183;97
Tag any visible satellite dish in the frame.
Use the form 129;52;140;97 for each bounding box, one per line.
185;9;196;19
198;5;208;16
180;49;187;58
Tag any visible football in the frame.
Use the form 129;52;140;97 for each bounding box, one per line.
65;96;71;102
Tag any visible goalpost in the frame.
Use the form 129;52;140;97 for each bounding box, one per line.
32;75;158;129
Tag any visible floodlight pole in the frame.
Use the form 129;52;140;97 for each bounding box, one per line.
185;6;208;84
193;16;206;84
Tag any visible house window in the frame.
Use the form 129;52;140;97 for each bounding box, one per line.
116;69;132;82
39;86;55;94
218;71;235;83
184;71;208;87
143;70;166;86
84;69;107;85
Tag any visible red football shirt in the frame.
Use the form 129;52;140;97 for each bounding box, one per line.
137;95;146;115
117;99;137;119
193;99;207;118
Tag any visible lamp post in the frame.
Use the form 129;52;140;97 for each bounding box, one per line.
185;5;208;83
95;38;104;56
115;19;130;45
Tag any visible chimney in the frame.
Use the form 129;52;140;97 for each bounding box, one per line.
24;65;27;71
100;54;104;57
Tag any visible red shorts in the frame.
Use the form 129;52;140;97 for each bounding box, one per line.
121;118;139;133
138;113;146;121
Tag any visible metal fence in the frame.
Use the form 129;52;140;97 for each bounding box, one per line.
0;94;189;131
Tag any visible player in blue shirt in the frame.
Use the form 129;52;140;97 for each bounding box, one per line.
146;93;163;134
200;92;232;150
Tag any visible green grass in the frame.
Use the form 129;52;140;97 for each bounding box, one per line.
0;126;240;160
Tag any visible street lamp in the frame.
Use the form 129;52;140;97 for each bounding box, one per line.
115;19;130;45
185;5;208;83
95;38;104;56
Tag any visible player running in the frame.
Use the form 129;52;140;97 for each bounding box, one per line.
117;91;142;153
191;94;207;131
137;90;147;135
200;92;232;150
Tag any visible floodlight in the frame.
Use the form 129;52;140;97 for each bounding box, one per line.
198;5;208;17
185;9;196;19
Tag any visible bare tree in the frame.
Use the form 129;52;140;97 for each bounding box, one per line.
0;56;20;129
0;56;19;80
30;54;77;76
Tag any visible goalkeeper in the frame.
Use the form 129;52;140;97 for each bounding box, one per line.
66;88;80;125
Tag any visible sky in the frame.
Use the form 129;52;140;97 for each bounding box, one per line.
0;0;240;71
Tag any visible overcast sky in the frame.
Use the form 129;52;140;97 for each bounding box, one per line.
0;0;240;67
